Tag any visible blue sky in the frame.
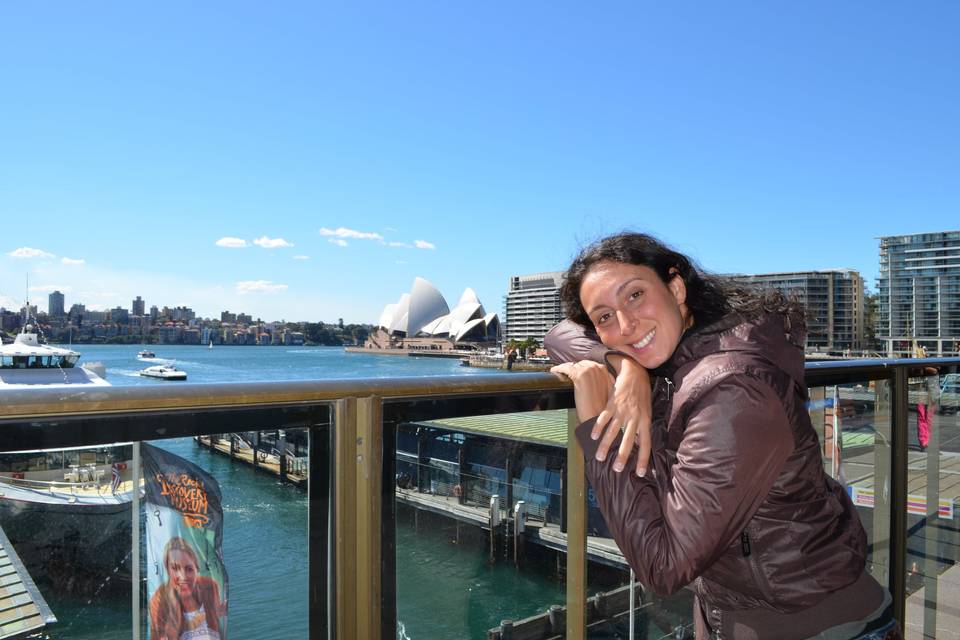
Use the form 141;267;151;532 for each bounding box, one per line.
2;2;958;323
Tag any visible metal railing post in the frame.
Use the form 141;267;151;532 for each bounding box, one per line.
308;411;332;640
565;409;586;639
356;396;383;640
132;441;141;640
890;368;909;624
333;398;358;640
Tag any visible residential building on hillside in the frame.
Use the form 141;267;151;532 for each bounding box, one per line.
727;270;865;352
503;272;564;345
132;296;145;316
877;230;960;356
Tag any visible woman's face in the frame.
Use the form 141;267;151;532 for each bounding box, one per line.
579;261;691;369
168;549;199;598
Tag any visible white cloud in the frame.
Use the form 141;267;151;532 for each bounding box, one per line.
216;237;248;248
235;280;289;295
61;257;85;265
388;241;413;248
293;255;310;260
29;284;73;293
395;260;408;265
319;227;384;241
328;239;348;247
0;293;19;309
7;247;55;259
253;236;294;249
414;240;436;250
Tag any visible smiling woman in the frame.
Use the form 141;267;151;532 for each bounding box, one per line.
150;537;224;640
547;233;901;640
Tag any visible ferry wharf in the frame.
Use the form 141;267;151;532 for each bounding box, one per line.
194;432;308;487
395;409;628;568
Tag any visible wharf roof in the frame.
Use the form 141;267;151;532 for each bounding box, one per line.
0;525;55;638
418;409;569;448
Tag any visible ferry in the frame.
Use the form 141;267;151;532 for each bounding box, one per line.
0;324;135;594
0;325;108;389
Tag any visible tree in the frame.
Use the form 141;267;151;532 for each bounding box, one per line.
863;290;879;352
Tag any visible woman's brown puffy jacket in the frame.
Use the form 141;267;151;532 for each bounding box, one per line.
546;311;879;636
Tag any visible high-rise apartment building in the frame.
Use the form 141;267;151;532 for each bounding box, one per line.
877;230;960;356
728;270;865;351
132;296;145;316
503;272;564;344
48;290;65;317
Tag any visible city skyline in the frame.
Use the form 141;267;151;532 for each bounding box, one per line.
3;3;958;323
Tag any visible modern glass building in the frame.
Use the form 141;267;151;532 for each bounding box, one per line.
502;272;564;344
877;230;960;356
727;270;865;352
47;290;65;318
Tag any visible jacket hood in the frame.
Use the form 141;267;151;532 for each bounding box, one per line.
654;311;806;385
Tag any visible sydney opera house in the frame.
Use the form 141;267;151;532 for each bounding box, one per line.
364;277;500;352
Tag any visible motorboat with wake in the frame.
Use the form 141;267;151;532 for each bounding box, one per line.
139;364;187;380
137;349;157;359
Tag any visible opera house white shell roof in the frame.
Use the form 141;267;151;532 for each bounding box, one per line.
376;278;499;342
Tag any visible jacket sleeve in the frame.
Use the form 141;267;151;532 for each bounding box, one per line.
544;319;613;365
576;374;794;595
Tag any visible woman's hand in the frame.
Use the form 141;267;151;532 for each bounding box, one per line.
550;360;613;424
594;356;653;476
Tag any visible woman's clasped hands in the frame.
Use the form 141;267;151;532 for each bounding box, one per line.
551;355;653;477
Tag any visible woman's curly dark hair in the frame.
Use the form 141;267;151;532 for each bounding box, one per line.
560;232;805;331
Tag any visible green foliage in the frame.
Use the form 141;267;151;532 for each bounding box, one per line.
300;322;371;346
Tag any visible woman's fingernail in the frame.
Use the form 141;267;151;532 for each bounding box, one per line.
637;467;647;478
591;431;600;440
613;462;624;472
596;452;605;462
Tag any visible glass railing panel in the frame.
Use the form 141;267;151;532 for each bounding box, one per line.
390;410;568;639
808;379;893;586
0;441;135;639
178;428;311;640
903;369;960;639
0;404;329;640
586;563;694;639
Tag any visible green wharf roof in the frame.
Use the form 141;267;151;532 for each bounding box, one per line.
419;409;571;448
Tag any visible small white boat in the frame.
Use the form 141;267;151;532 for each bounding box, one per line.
137;350;157;359
139;364;187;380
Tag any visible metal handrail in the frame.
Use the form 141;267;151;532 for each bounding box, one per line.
0;356;954;421
0;372;570;421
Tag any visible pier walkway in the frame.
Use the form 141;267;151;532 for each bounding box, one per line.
396;487;628;568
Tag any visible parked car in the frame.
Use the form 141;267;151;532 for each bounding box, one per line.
940;374;960;414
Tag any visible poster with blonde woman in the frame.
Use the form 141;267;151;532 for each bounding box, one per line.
142;444;228;640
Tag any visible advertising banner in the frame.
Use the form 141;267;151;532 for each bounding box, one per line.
142;443;228;640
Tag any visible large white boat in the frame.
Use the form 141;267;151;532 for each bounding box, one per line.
0;444;136;594
139;364;187;380
0;324;135;595
0;325;109;389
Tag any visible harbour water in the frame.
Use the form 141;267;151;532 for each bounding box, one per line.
19;345;588;639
